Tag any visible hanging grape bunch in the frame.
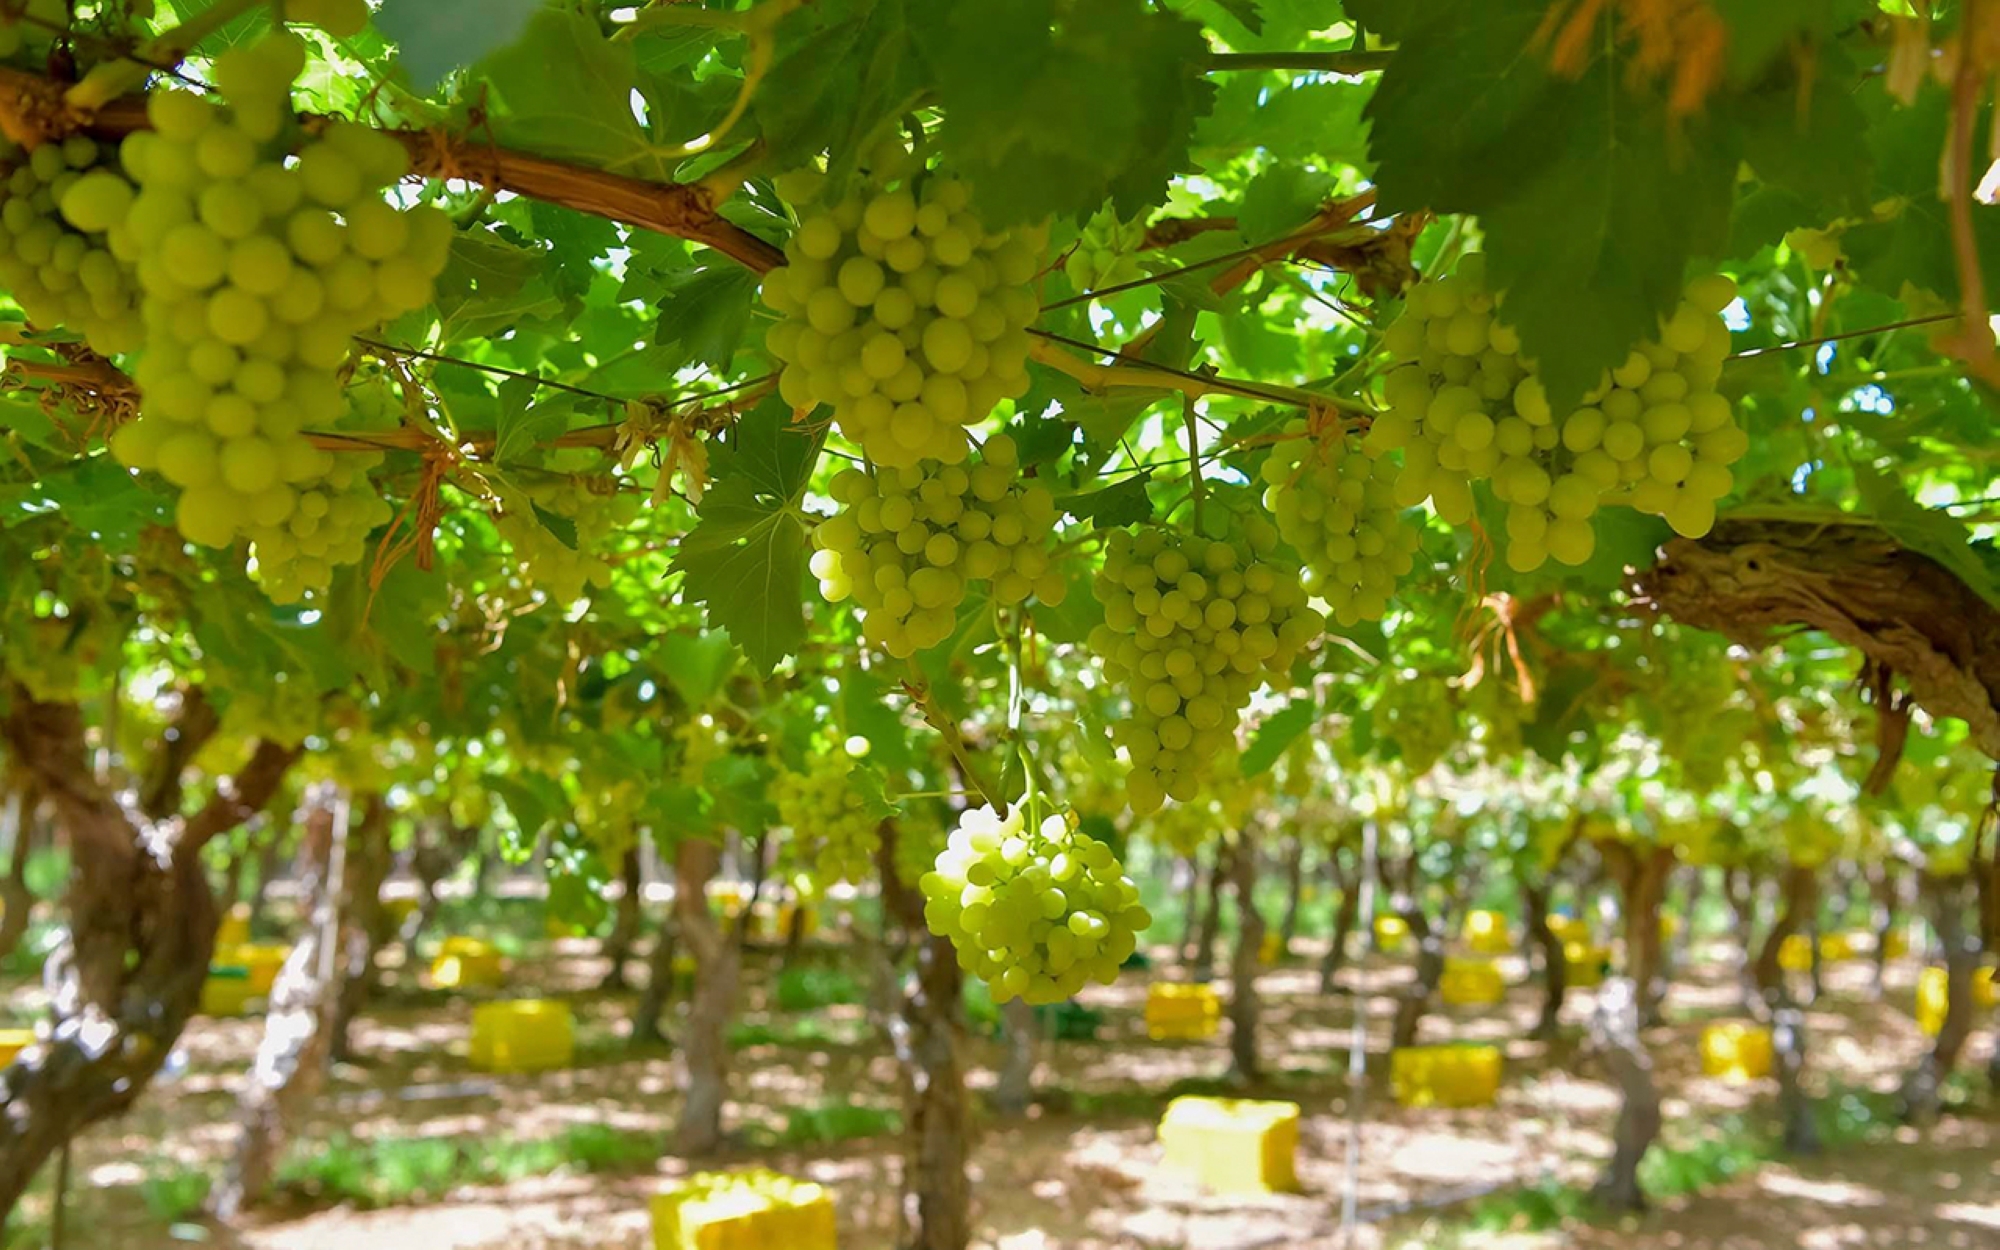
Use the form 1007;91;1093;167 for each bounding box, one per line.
1088;521;1322;814
1367;254;1747;571
763;142;1044;468
1376;676;1461;776
0;136;145;354
1260;415;1424;629
809;434;1065;658
919;800;1151;1004
774;750;882;886
102;32;453;601
1062;207;1146;294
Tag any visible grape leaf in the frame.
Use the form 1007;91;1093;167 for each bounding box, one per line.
915;0;1214;224
494;379;570;466
489;772;565;840
469;6;677;181
0;458;171;548
841;667;917;771
1850;459;2000;610
754;0;927;185
657;632;739;709
1732;47;1872;215
376;0;547;89
1241;696;1318;777
670;396;824;671
435;231;567;343
1059;474;1154;527
1238;164;1336;242
650;266;762;374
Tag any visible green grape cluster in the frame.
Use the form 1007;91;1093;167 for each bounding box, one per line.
809;434;1065;658
774;752;881;886
1376;677;1460;776
764;145;1043;468
0;136;144;354
495;483;635;605
1062;207;1146;294
1259;419;1423;629
104;33;452;597
919;801;1151;1004
1087;522;1323;814
1369;255;1748;572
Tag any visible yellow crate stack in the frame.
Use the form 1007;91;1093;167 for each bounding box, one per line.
1564;942;1609;987
1391;1045;1503;1108
215;903;251;949
650;1169;837;1250
1157;1096;1300;1194
382;895;420;929
1145;982;1220;1041
432;936;506;990
1373;915;1409;953
1439;957;1505;1006
201;964;259;1016
1700;1023;1773;1081
470;1000;575;1073
0;1029;35;1066
1258;930;1284;965
1462;910;1512;956
1916;965;1998;1036
1545;914;1587;945
228;943;291;996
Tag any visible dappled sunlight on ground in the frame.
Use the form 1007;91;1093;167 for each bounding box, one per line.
40;928;1999;1250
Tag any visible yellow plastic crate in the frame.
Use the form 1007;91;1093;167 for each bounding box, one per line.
1777;934;1812;972
1916;965;1998;1036
1564;942;1609;988
432;936;506;990
1259;930;1284;965
1818;932;1856;964
1700;1023;1773;1081
1881;929;1908;960
707;882;752;922
1145;982;1220;1041
0;1029;35;1067
382;895;420;927
1374;915;1409;953
1158;1096;1300;1194
1659;914;1680;941
470;999;575;1072
651;1169;837;1250
1463;910;1512;955
201;967;259;1016
1546;914;1587;944
1439;957;1505;1006
224;943;291;996
1391;1044;1502;1108
216;904;251;950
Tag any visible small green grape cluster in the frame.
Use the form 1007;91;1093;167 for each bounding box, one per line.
764;146;1042;468
1061;207;1146;294
1259;419;1423;629
105;33;451;599
809;434;1065;658
495;482;636;605
674;714;729;787
1369;255;1748;572
919;801;1151;1004
1088;522;1322;814
0;136;144;354
1376;677;1460;776
774;752;881;886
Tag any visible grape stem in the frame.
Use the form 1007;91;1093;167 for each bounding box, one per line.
1027;332;1376;417
904;667;1004;815
64;0;268;113
614;0;806;161
1182;395;1205;530
1201;50;1394;75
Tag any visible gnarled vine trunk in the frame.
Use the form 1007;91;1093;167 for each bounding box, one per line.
1597;840;1675;1026
1277;837;1305;955
1524;879;1567;1041
1228;832;1265;1081
599;847;643;990
630;903;678;1048
993;998;1036;1117
1901;874;1979;1125
327;799;394;1065
1750;863;1820;1154
1318;844;1361;995
0;685;297;1219
1589;977;1661;1212
1177;852;1202;961
0;788;38;966
674;837;735;1155
1866;862;1902;1000
1191;839;1229;975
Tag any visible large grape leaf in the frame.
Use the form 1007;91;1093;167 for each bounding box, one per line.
377;0;547;89
914;0;1214;223
1241;696;1318;777
754;0;927;183
1850;459;2000;610
670;396;824;672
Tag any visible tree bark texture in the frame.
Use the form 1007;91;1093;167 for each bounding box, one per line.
994;998;1036;1117
1318;845;1361;995
0;788;37;966
599;847;643;990
630;906;679;1049
1277;837;1306;954
1597;840;1675;1026
674;838;735;1155
1524;878;1567;1041
1589;978;1662;1212
1177;852;1202;961
0;685;297;1219
328;800;394;1065
1633;519;2000;760
1228;833;1265;1081
1191;839;1229;976
1750;863;1821;1154
1901;874;1980;1125
214;792;385;1217
1867;862;1902;1000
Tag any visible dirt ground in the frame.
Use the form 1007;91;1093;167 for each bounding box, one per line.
43;928;2000;1250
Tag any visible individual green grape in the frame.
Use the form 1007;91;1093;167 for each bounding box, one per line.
808;434;1065;657
111;33;456;598
1259;420;1423;628
764;152;1045;468
0;136;144;354
1087;520;1323;814
774;751;881;887
919;801;1151;1004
